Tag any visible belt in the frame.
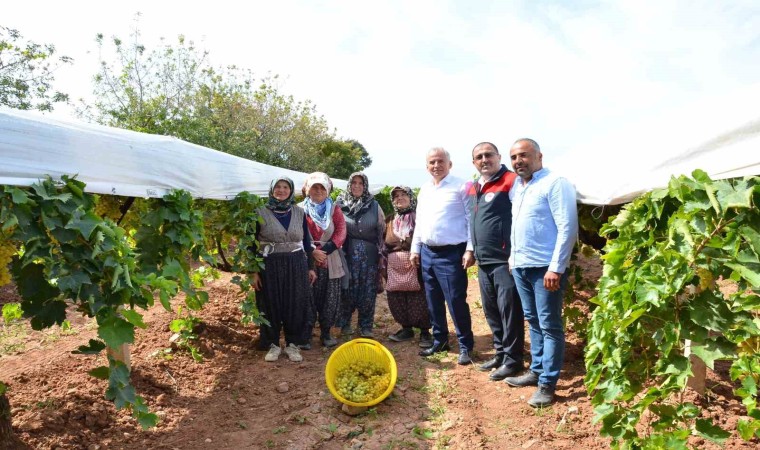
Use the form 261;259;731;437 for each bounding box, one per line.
424;242;466;252
260;241;304;257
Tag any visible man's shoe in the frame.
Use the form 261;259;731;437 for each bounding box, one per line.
359;327;374;338
457;349;473;365
297;342;312;350
504;371;540;387
418;332;434;348
527;384;555;408
489;364;520;381
388;327;414;342
341;325;353;336
477;355;503;372
419;341;450;357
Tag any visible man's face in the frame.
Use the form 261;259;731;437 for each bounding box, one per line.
472;144;501;179
426;150;452;182
509;141;542;181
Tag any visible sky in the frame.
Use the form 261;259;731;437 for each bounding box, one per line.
5;0;760;187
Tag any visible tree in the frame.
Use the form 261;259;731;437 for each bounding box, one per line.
315;137;372;179
80;28;368;178
0;26;72;111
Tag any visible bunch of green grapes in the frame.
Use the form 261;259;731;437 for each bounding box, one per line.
95;194;123;221
335;360;391;403
0;237;18;287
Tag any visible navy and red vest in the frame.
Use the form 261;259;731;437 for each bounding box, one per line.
468;164;517;265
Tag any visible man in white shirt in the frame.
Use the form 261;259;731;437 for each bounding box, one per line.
410;147;476;365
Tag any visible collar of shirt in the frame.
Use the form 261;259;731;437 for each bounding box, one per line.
516;167;548;188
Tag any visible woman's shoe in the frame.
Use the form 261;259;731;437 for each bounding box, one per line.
388;327;414;342
284;343;303;362
359;327;374;338
264;344;281;362
418;331;434;348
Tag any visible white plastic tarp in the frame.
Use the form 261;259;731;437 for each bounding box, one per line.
0;107;348;200
553;83;760;205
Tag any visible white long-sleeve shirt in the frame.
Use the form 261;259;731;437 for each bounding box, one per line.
411;174;473;253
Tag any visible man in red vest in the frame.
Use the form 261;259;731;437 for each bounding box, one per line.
468;142;525;380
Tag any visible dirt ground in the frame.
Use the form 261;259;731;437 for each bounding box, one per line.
1;253;758;449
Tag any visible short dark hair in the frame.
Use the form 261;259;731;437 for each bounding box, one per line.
472;141;499;157
513;138;540;152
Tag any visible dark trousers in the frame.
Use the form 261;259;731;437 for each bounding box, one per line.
478;263;524;369
420;243;474;351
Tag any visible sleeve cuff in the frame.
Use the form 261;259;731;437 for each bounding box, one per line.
322;241;337;254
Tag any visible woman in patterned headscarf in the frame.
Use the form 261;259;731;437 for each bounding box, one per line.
337;172;385;338
252;176;316;363
299;172;347;348
383;186;433;347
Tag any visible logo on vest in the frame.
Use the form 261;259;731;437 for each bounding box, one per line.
485;192;495;202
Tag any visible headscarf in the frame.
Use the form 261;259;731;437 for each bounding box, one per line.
391;186;416;240
339;172;374;219
266;176;295;212
302;172;333;230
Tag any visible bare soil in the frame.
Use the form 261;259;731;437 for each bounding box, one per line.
0;254;757;449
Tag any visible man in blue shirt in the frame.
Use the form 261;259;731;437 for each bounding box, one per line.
504;138;578;408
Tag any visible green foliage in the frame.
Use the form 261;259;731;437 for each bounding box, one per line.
2;302;22;323
0;26;72;111
222;192;269;327
585;170;760;447
374;186;394;216
169;310;203;362
81;28;370;178
133;191;210;311
0;176;179;427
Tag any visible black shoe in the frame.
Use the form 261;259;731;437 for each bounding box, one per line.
528;384;555;408
359;327;374;338
457;349;473;365
489;364;520;381
321;336;338;348
388;327;414;342
419;341;450;357
418;332;433;348
504;371;540;387
477;355;503;372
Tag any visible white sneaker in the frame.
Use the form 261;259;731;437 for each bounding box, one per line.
264;344;281;362
284;343;303;362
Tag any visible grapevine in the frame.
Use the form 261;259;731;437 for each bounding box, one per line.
0;236;16;287
585;170;760;448
335;360;391;403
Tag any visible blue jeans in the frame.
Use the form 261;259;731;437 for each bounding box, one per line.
512;266;568;387
420;243;474;351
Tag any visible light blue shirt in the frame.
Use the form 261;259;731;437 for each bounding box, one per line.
509;168;578;273
411;174;473;253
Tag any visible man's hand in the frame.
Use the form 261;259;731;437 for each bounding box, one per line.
544;271;561;291
313;248;327;264
308;270;318;285
251;272;262;291
462;250;475;269
410;252;420;268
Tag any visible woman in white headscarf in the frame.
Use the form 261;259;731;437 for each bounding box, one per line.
300;172;347;348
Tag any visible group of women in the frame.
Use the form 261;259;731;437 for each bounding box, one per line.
253;171;433;362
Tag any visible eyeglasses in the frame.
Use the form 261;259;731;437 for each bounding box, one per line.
473;152;497;161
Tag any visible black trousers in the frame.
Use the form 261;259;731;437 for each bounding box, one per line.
478;263;524;369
